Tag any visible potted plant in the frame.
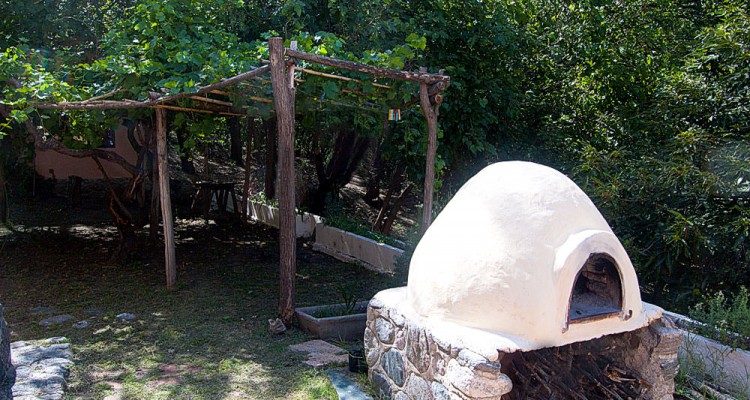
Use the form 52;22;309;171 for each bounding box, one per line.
295;288;368;342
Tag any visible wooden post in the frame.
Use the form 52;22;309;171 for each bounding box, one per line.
153;100;177;289
241;119;254;222
419;67;442;234
270;37;297;325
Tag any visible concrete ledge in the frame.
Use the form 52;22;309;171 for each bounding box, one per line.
248;201;405;273
665;310;750;397
247;201;322;238
295;302;369;342
313;224;404;274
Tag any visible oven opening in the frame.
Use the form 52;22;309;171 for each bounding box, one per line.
568;253;623;323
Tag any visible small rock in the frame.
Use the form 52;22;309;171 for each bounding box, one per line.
268;318;286;335
30;307;58;314
116;313;136;321
83;308;104;316
72;320;90;329
39;315;74;327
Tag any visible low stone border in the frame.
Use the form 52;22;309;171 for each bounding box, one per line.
313;224;404;274
664;311;750;397
11;338;73;400
247;201;405;273
247;201;321;238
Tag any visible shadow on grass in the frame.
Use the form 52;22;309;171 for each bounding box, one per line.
1;208;405;399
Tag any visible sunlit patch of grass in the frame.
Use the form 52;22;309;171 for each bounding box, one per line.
2;217;396;398
287;370;338;400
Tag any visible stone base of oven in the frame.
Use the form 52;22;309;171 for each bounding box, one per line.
366;289;682;400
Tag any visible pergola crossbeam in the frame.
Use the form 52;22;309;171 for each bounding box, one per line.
286;49;450;84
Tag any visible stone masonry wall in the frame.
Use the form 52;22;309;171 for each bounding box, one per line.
366;295;682;400
0;304;15;400
365;298;512;400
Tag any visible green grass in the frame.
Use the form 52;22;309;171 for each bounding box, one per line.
0;213;406;399
689;287;750;351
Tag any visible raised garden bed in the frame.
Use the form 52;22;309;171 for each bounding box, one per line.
295;301;369;342
664;310;750;398
247;201;322;238
312;224;404;274
247;201;405;273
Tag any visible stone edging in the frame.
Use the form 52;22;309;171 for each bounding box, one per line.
10;338;73;400
664;311;750;398
247;201;405;273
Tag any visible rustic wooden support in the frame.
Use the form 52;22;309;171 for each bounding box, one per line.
189;95;234;107
152;97;177;289
419;68;442;234
296;67;392;89
38;65;271;111
241;119;254;222
286;49;450;84
270;37;297;326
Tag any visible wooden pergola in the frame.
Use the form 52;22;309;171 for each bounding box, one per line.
32;37;450;324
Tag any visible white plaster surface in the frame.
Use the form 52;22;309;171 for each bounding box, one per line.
378;287;661;355
35;125;138;179
247;201;321;238
664;311;750;398
407;161;662;350
313;224;404;274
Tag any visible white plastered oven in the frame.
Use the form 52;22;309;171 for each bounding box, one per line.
407;161;662;351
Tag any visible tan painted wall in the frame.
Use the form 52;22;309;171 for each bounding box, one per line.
34;125;138;180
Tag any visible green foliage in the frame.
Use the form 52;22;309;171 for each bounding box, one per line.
690;287;750;350
94;0;257;99
2;0;749;313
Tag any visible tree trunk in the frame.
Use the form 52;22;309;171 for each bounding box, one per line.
381;183;412;235
0;163;7;225
175;124;196;174
309;128;370;215
270;37;297;326
419;77;441;234
264;118;277;199
364;120;392;207
229;116;243;165
150;149;160;243
69;176;82;207
155;106;176;289
241;119;254;222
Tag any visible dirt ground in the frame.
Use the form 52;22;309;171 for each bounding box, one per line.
0;187;406;399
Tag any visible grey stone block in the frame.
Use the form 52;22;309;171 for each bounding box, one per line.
382;349;406;387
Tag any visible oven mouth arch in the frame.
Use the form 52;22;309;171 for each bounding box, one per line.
567;252;624;324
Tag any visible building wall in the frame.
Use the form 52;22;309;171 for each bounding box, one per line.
34;126;138;180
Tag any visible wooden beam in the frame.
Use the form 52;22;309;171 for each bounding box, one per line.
189;95;234;107
286;49;450;84
38;64;271;111
153;96;177;289
152;104;247;117
270;37;297;326
419;67;442;235
296;67;392;89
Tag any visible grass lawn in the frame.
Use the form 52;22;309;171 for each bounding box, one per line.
0;200;406;399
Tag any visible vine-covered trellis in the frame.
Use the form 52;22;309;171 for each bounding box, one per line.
31;37;450;325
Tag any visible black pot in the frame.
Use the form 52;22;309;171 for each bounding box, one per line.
348;349;367;374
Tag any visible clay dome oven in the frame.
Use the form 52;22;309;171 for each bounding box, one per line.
407;161;661;351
